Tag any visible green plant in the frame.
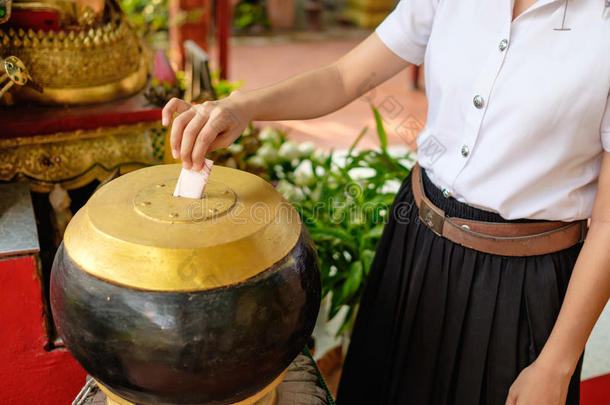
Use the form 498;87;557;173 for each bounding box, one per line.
119;0;169;37
119;0;205;46
233;0;270;30
211;71;244;99
232;106;416;336
210;106;415;335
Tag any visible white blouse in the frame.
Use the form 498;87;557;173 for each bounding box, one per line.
376;0;610;221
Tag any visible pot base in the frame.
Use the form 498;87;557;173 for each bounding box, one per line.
95;368;286;405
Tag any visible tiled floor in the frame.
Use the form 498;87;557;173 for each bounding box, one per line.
213;36;428;151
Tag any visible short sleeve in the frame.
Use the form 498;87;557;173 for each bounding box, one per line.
375;0;440;66
602;93;610;152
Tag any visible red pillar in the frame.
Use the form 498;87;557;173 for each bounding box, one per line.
169;0;212;70
216;0;232;79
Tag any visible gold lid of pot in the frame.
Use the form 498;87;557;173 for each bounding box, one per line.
63;164;302;292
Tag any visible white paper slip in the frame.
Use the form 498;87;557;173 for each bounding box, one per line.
173;159;214;199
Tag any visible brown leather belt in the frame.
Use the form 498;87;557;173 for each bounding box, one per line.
411;163;589;256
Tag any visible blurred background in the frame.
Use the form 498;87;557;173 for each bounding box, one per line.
1;1;608;404
124;0;426;150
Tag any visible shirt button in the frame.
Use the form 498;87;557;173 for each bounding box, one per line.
473;95;485;109
461;145;470;157
442;188;452;198
499;39;509;51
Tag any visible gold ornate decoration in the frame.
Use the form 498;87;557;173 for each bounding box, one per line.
0;0;11;24
0;55;42;99
96;368;286;405
16;52;149;104
0;121;165;193
0;16;148;104
63;164;303;292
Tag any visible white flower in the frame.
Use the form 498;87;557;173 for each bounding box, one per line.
278;141;300;161
274;164;286;179
387;146;410;159
332;151;349;168
312;149;330;164
298;141;315;157
227;143;244;154
381;179;402;194
247;155;265;168
399;157;417;170
294;159;315;187
348;167;376;180
276;179;304;202
257;144;278;164
259;127;281;144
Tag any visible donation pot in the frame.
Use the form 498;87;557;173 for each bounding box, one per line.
50;164;321;405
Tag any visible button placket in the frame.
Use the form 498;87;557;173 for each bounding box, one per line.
451;24;513;190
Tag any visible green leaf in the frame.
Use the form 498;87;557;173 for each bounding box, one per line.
372;105;388;151
336;306;355;336
348;127;368;157
329;291;345;320
364;224;385;240
361;250;376;274
340;261;364;303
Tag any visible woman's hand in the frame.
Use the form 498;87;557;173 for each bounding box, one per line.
505;360;573;405
160;32;410;172
161;92;252;171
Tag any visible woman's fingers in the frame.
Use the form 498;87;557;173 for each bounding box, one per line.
170;108;197;160
164;97;246;170
180;111;210;169
190;109;229;171
162;98;191;127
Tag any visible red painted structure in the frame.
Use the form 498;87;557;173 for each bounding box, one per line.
0;255;86;405
169;0;212;70
215;0;232;79
168;0;232;78
582;373;610;405
0;93;162;138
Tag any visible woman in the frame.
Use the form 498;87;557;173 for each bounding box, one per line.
162;0;610;403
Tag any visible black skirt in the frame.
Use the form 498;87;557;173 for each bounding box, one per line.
336;165;584;405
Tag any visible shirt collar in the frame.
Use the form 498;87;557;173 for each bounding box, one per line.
511;0;566;23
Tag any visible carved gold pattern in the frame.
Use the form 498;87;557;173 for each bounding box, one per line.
96;369;284;405
0;16;148;104
0;121;165;193
15;53;148;104
0;0;12;24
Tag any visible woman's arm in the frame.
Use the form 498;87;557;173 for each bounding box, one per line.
506;150;610;405
161;32;410;171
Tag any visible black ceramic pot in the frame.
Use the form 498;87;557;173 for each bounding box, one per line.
50;164;321;405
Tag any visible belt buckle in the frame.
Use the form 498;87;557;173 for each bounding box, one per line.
419;198;445;237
